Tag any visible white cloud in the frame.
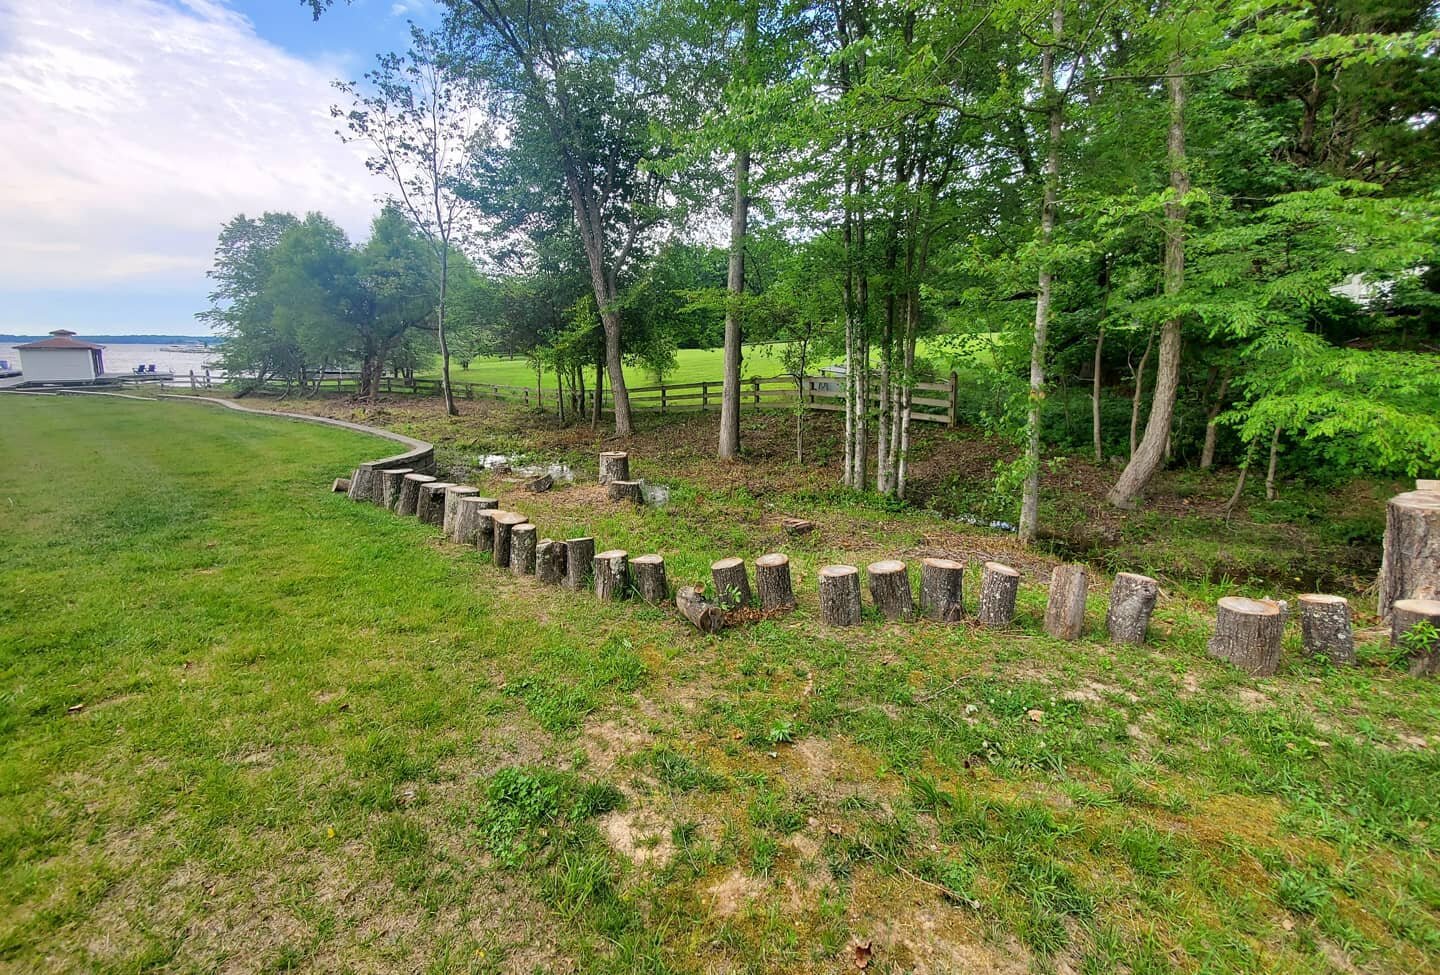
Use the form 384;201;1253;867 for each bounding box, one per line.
0;0;391;291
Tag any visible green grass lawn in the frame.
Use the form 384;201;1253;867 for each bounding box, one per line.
2;395;1438;974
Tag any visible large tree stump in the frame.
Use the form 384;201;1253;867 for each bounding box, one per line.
535;538;567;584
564;537;595;591
607;479;644;505
711;557;752;609
919;557;965;623
492;512;527;568
977;562;1020;627
818;565;862;626
1207;596;1286;676
510;523;537;576
631;554;668;604
1106;572;1159;645
442;486;479;537
594;549;629;601
1378;490;1440;619
416;482;454;526
474;508;498;553
1298;594;1355;665
397;473;435;517
867;560;915;621
1392;598;1440;677
380;468;415;511
677;585;724;633
1044;564;1088;640
452;496;493;546
755;554;796;611
347;465;377;502
598;451;630;484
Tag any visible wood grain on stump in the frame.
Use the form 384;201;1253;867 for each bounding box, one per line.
867;560;914;621
510;523;537;576
598;451;630;484
978;562;1020;627
677;585;724;633
1298;594;1355;665
1208;596;1286;676
1378;490;1440;619
492;512;527;568
631;555;668;604
1392;598;1440;677
347;466;377;502
416;482;454;526
442;486;479;537
818;565;862;626
918;557;965;623
711;557;752;609
535;539;567;585
594;550;629;601
755;554;796;612
564;537;595;591
1106;572;1158;645
397;473;435;517
452;496;492;547
1044;564;1088;640
379;468;414;511
607;479;644;504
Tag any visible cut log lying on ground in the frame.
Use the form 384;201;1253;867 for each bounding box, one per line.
977;562;1020;626
867;560;915;621
1106;572;1158;645
524;474;553;493
1298;593;1355;665
397;473;435;517
919;557;965;623
782;517;815;535
1392;598;1440;677
818;565;862;626
599;450;630;484
632;554;668;604
1378;489;1440;619
417;482;454;526
332;477;352;494
711;557;752;609
594;549;628;601
1044;564;1088;640
755;554;796;611
510;523;537;575
536;538;567;585
492;511;526;568
676;585;724;633
564;537;595;591
442;486;479;537
607;479;644;504
380;468;414;511
1207;596;1286;676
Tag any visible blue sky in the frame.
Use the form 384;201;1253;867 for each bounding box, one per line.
0;0;441;337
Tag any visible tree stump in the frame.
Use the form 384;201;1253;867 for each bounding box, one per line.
594;549;629;601
492;512;527;568
918;557;965;623
347;465;377;502
607;479;644;504
442;486;479;537
755;554;796;611
380;468;414;511
711;557;752;609
1044;564;1088;640
978;562;1020;627
1106;572;1159;645
564;537;595;591
397;473;435;517
677;585;724;633
1207;596;1286;676
867;560;914;621
474;508;498;553
535;538;567;585
1391;598;1440;677
818;565;862;626
1378;490;1440;619
599;450;630;484
632;554;668;604
453;496;492;547
416;482;454;526
1298;593;1355;665
510;523;537;576
524;474;553;493
331;477;352;494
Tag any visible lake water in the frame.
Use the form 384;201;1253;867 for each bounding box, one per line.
0;342;219;377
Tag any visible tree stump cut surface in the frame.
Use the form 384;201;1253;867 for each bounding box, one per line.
397;473;435;517
442;486;479;537
1298;594;1355;665
978;562;1020;627
380;468;414;511
1106;572;1158;645
536;539;567;585
919;558;964;622
632;555;668;604
711;557;752;609
492;512;527;568
867;560;915;621
564;538;596;591
677;585;724;633
1392;598;1440;677
1378;490;1440;619
594;550;629;601
417;482;454;526
755;554;796;611
598;451;630;484
818;565;862;626
1208;596;1286;676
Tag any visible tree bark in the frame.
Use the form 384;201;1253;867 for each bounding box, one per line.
536;538;567;585
1128;326;1154;459
755;553;796;611
677;585;725;633
918;557;965;623
1207;596;1285;676
978;562;1020;627
564;537;596;591
818;565;863;626
1044;564;1088;640
1199;371;1230;470
718;6;756;462
380;468;415;511
1378;490;1440;618
436;242;457;417
397;473;435;517
348;465;378;502
1106;572;1158;645
1265;424;1282;501
1298;594;1354;665
594;549;629;601
867;560;914;621
631;554;668;604
491;511;526;568
1092;323;1104;463
509;523;537;576
1391;598;1440;676
417;482;454;525
598;451;630;484
454;497;497;548
442;486;479;537
607;480;644;504
711;557;752;609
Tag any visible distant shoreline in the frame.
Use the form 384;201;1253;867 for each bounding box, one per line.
0;334;215;345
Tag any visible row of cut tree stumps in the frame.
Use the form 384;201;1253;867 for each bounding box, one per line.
338;455;1440;678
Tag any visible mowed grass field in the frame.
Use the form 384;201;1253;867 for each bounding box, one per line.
2;395;1439;974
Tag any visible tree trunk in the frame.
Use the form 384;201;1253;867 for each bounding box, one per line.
1106;572;1158;645
1108;54;1188;509
1199;371;1230;470
1298;594;1354;665
592;352;603;428
711;557;752;609
510;523;537;576
416;482;454;526
606;480;644;505
1391;598;1440;676
437;243;457;416
536;538;567;585
1264;424;1282;501
1044;564;1088;640
818;564;863;626
598;451;630;484
718;6;754;463
594;549;629;601
380;468;415;511
677;585;725;633
1128;326;1154;459
978;562;1020;627
442;486;479;537
1092;322;1105;463
631;554;668;604
1377;490;1440;618
755;553;796;611
867;560;914;621
564;537;596;591
1207;597;1285;676
492;512;526;568
918;557;965;623
396;473;435;517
